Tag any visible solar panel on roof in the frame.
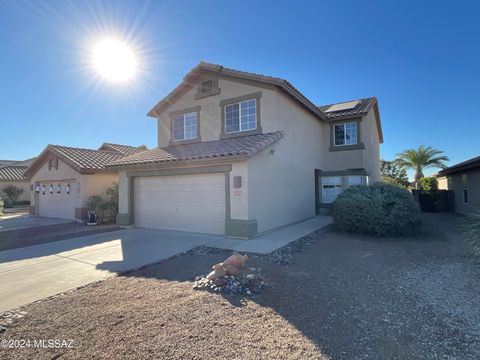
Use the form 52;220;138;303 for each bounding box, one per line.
325;100;359;113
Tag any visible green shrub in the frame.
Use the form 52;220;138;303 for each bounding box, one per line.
2;195;13;208
86;182;119;223
333;183;422;237
418;176;438;192
0;196;4;215
463;212;480;258
2;184;24;203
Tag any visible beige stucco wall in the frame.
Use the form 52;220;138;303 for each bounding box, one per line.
229;161;248;220
0;181;31;202
118;171;129;215
449;170;480;216
81;173;118;207
30;158;82;209
247;91;324;233
361;108;381;183
157;76;278;147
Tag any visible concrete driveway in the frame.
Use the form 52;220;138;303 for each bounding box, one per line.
0;228;221;311
0;214;74;232
0;215;331;311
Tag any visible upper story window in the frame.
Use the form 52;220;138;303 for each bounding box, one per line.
173;112;198;141
225;99;257;134
334;122;357;146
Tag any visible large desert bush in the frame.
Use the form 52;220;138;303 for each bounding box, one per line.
333;183;421;237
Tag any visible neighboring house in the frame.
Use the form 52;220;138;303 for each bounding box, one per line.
437;155;480;216
0;158;36;202
25;143;145;220
107;62;383;237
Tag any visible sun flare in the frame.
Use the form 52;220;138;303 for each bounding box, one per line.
92;39;137;82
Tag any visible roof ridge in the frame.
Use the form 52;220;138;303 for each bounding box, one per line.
50;144;121;155
102;142;141;148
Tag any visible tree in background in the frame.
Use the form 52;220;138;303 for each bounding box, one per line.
418;176;438;192
2;184;24;203
380;160;410;188
395;145;449;188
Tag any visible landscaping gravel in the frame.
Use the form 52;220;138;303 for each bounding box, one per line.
0;213;479;359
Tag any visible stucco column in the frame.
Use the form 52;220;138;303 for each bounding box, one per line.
116;171;133;225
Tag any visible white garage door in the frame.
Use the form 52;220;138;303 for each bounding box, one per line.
38;180;76;219
134;173;226;235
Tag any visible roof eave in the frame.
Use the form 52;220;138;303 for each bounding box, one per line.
438;162;480;176
105;154;251;172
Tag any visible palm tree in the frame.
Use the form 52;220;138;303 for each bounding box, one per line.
395;145;449;188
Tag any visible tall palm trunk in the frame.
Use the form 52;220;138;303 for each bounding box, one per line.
414;169;424;189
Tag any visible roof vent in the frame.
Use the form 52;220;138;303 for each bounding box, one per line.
325;100;359;113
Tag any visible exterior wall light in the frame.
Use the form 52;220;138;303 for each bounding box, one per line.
49;184;53;194
41;184;46;195
66;184;70;194
57;184;61;194
35;185;40;193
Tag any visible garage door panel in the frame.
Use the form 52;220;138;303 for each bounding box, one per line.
134;173;226;235
38;180;76;219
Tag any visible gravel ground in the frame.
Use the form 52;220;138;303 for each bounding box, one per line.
0;223;121;251
1;213;479;359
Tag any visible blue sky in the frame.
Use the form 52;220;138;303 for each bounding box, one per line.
1;0;479;177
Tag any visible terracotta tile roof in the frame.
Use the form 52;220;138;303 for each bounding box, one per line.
318;97;377;119
0;160;19;167
147;62;327;121
49;145;126;171
438;155;480;176
25;145;127;177
107;131;284;168
98;143;148;156
318;97;384;143
0;166;27;181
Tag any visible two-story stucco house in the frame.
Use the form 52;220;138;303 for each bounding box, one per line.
107;62;383;238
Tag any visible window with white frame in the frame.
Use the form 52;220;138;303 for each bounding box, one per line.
347;175;364;186
334;122;357;146
225;99;257;133
322;176;342;203
173;111;198;141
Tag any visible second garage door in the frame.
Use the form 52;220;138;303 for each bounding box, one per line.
38;180;76;219
134;173;226;235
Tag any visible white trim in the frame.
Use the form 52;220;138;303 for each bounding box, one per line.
224;98;257;134
347;175;364;186
322;176;342;203
333;122;357;147
173;112;198;142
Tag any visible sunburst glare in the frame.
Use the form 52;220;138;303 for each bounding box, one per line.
92;38;137;82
